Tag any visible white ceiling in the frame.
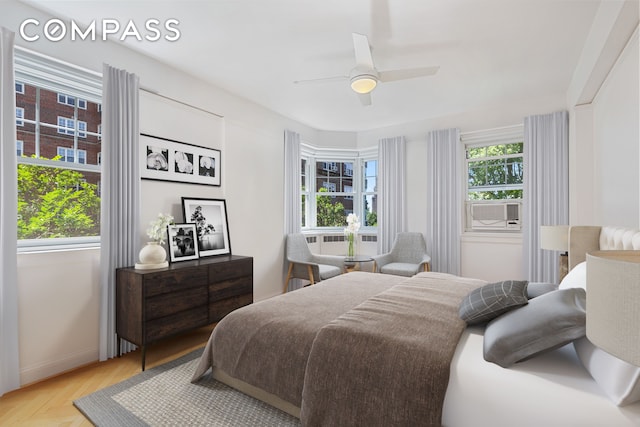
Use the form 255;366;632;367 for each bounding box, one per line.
23;0;601;132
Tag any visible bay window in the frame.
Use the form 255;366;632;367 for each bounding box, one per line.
301;146;377;230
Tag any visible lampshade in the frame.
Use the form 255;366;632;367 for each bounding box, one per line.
350;75;377;94
586;250;640;367
540;225;569;252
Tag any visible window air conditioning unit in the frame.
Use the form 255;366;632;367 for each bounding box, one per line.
468;202;521;231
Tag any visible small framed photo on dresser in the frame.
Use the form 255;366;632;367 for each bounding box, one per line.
167;223;199;262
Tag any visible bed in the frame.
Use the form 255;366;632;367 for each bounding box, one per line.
192;226;640;426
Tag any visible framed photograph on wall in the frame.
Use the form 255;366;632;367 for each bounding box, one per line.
181;198;231;257
167;223;200;262
140;133;221;186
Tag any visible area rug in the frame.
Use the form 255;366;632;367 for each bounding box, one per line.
74;349;301;426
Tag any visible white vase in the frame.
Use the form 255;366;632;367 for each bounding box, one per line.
136;242;168;269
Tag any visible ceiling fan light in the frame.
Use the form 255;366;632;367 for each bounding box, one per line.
350;75;377;94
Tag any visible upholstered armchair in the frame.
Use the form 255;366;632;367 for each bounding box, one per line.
372;232;431;277
283;233;346;293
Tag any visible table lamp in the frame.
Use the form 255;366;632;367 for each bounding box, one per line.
540;225;569;282
586;251;640;366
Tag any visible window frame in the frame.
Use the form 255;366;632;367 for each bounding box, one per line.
301;144;377;232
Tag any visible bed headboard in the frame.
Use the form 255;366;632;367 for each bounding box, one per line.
568;226;640;270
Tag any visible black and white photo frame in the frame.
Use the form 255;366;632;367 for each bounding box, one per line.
181;197;231;257
167;223;199;262
141;133;221;186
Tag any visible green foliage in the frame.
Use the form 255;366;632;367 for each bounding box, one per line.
316;187;346;227
366;211;377;227
17;159;100;239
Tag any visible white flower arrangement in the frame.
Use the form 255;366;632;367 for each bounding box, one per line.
344;213;361;235
146;213;174;244
344;213;360;257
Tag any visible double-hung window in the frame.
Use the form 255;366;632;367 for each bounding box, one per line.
15;48;102;249
301;146;377;230
462;126;524;232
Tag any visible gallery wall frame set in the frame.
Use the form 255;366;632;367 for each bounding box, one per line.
181;197;231;257
140;133;221;186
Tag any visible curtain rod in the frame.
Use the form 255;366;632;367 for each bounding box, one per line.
140;86;224;119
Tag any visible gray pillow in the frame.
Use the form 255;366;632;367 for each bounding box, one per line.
483;288;586;368
458;280;529;325
526;282;558;299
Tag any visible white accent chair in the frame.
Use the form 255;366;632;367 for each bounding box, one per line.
372;232;431;277
283;233;346;293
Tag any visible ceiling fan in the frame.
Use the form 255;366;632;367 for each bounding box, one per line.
295;33;439;106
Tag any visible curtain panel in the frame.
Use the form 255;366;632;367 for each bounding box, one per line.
0;26;20;397
283;129;303;292
523;111;569;283
426;128;462;275
377;136;407;253
99;64;141;360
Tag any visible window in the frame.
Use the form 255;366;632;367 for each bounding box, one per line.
466;142;523;200
57;147;87;164
16;107;24;126
462;126;524;232
362;159;377;226
15;82;24;94
58;93;87;109
15;48;102;248
301;146;377;230
57;117;87;138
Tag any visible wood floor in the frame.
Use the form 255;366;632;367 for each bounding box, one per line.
0;325;215;426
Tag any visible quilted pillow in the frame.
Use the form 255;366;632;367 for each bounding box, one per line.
458;280;529;325
483;288;586;368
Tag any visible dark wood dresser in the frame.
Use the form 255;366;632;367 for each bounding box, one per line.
116;255;253;370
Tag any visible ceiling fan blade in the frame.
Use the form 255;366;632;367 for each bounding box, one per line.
378;66;440;82
352;33;375;69
357;92;372;106
293;75;348;85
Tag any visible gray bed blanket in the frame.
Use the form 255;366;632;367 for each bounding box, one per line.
300;272;485;427
191;271;407;406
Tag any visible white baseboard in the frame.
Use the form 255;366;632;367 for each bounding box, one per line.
20;347;98;387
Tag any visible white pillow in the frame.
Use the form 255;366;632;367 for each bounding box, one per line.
559;261;587;290
574;337;640;406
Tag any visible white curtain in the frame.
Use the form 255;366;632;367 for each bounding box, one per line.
0;27;20;397
99;64;141;360
283;129;302;291
426;128;462;274
523;111;569;283
377;136;406;253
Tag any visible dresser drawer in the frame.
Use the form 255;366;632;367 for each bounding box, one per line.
208;257;253;281
145;286;208;321
144;267;208;297
145;306;209;342
209;293;253;323
209;276;252;301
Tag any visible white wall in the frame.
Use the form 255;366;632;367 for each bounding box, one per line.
591;29;639;227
